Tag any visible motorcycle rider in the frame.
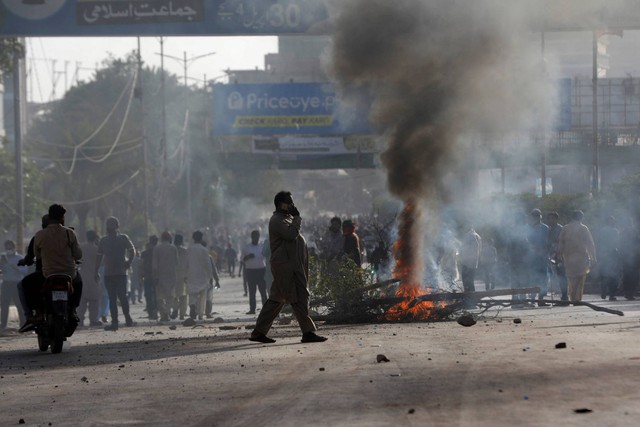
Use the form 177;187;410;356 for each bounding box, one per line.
33;204;83;328
17;214;49;332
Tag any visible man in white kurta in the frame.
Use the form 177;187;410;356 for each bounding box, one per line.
152;231;178;322
558;210;597;301
186;231;213;320
78;230;101;327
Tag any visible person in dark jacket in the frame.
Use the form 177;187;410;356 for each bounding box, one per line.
342;219;361;266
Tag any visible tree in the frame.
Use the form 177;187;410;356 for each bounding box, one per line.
0;141;45;239
0;38;23;75
27;54;216;242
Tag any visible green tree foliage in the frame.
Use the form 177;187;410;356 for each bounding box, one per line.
27;54;216;242
0;38;23;75
0;141;45;237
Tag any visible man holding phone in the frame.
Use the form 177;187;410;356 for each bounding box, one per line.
249;191;327;344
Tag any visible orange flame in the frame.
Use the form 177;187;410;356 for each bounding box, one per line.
385;199;443;321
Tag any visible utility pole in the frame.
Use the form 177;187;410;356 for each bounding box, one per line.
183;51;192;227
137;37;150;237
160;37;168;230
156;49;216;227
592;30;599;195
541;31;547;198
13;40;25;252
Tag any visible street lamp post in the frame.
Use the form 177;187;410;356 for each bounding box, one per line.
592;28;623;195
156;50;216;227
592;30;599;195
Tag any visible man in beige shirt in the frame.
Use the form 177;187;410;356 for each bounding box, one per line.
558;210;597;301
34;204;83;309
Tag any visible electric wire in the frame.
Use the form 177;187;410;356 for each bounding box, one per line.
43;170;141;205
59;69;138;175
166;109;189;184
31;136;142;150
79;70;138;163
36;38;55;102
167;109;188;160
27;39;45;103
28;143;142;162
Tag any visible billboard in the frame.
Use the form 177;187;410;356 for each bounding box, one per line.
0;0;329;36
212;82;372;136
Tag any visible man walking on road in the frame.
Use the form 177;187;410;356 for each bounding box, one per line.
249;191;327;344
558;210;597;302
153;231;178;322
186;231;214;321
242;230;267;315
96;217;136;331
78;230;102;327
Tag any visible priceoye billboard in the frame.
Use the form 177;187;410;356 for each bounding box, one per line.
0;0;329;36
212;83;373;136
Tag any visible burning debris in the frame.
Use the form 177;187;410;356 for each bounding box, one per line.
385;200;448;321
326;1;557;322
321;2;632;324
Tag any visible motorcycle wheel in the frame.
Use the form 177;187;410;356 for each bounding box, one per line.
51;316;66;354
37;332;49;352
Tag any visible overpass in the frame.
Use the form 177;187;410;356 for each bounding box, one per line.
2;0;640;37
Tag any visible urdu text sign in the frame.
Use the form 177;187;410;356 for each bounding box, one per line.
0;0;328;36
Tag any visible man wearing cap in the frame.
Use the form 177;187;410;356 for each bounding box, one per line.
96;216;136;331
249;191;327;344
528;209;550;306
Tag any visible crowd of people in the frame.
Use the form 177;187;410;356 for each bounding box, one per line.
1;199;640;335
434;208;640;306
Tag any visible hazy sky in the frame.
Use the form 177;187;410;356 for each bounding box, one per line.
25;36;278;103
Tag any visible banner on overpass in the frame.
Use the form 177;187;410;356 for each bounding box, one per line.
212;82;373;136
0;0;329;36
3;0;640;37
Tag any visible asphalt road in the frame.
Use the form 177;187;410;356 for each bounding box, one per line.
1;275;639;427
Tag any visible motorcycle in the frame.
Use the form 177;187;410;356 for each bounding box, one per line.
34;274;78;354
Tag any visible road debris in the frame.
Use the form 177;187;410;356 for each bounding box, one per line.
376;354;390;363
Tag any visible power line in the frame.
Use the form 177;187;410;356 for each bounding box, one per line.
43;170;140;205
31;136;141;150
29;143;142;162
79;70;138;164
59;69;138;175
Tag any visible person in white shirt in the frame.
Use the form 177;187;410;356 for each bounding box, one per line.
186;231;214;320
459;224;482;293
241;230;267;315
